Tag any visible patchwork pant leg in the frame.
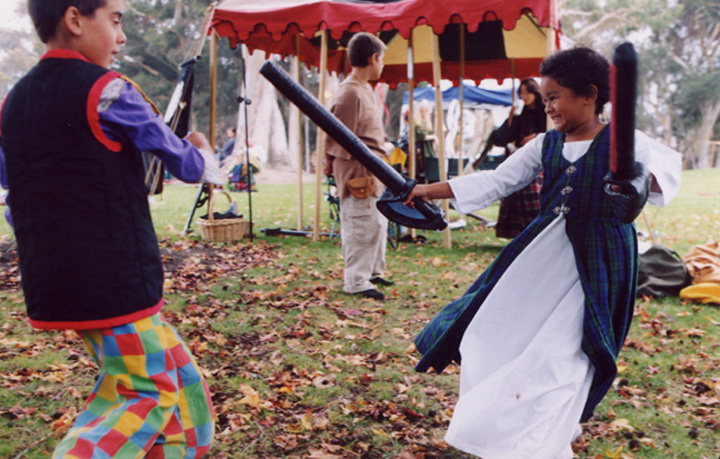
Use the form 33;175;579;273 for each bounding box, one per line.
146;318;214;459
53;313;214;459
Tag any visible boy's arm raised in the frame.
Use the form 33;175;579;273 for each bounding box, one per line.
98;79;218;184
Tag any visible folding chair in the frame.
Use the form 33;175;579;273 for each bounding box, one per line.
324;176;341;239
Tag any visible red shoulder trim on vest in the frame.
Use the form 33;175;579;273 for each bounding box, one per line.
41;49;89;62
87;71;123;152
28;297;164;330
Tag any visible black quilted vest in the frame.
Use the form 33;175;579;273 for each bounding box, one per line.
1;54;163;329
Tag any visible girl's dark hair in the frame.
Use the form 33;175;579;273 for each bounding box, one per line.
519;78;543;105
347;32;387;68
29;0;106;43
539;46;610;115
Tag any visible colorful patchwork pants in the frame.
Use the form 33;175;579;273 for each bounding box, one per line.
53;313;214;458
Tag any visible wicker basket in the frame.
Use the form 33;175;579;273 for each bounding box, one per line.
196;191;250;242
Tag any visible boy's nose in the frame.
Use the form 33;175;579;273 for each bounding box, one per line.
118;29;127;45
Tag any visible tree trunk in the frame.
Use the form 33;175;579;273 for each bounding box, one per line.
693;98;720;169
235;49;290;168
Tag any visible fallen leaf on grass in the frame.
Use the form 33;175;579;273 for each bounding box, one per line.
307;449;343;459
608;418;635;432
238;384;261;408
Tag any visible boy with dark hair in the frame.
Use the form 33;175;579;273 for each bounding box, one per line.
324;32;390;300
0;0;219;457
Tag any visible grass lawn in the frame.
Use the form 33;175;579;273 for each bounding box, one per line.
0;168;718;458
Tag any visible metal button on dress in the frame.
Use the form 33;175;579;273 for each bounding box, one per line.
561;186;573;195
554;205;571;215
566;165;577;175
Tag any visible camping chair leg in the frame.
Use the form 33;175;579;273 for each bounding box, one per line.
182;183;212;236
329;211;340;239
387;221;401;249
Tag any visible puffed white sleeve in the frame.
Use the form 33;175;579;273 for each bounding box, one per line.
635;130;682;207
448;134;545;214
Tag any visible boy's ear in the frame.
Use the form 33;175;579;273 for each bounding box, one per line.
368;52;379;67
62;6;84;37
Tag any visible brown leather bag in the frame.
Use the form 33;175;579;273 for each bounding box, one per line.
346;176;375;199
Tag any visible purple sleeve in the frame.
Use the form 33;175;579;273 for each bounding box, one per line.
99;81;205;183
0;143;6;190
0;143;11;227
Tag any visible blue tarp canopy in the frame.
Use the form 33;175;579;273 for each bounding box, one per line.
403;83;513;106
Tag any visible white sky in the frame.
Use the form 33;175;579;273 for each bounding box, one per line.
0;0;32;31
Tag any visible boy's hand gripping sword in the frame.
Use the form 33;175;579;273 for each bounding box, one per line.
259;61;447;231
604;42;651;223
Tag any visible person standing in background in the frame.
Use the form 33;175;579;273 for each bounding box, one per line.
323;32;392;300
494;78;547;238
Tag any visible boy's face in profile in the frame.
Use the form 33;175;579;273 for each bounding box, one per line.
74;0;127;68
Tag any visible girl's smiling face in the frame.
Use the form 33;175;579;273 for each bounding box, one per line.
540;76;598;138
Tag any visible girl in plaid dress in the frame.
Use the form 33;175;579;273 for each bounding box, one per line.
403;47;681;458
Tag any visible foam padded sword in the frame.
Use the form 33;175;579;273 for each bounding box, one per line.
604;42;651;223
610;42;638;180
259;61;447;231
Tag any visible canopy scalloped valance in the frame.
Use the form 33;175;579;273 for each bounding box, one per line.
210;0;561;85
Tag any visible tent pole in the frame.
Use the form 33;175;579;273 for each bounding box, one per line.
313;30;328;242
458;23;465;177
431;31;451;249
511;58;516;105
546;0;558;129
407;35;416;241
295;35;304;231
207;30;218;205
209;30;218;154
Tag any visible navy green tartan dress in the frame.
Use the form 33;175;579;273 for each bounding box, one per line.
415;126;637;425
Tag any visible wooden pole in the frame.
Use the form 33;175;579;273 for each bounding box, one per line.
431;32;451;249
295;36;304;231
313;30;328;242
458;24;465;177
511;58;517;106
407;35;417;240
546;0;557;129
209;30;218;152
207;29;218;198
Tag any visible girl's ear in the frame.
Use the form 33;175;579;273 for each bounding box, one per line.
62;6;83;37
585;84;599;107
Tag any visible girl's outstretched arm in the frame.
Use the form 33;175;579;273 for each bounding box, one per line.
403;182;454;208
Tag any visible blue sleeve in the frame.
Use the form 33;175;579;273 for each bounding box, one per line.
99;80;205;183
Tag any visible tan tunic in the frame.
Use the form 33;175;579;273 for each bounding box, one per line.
325;78;386;198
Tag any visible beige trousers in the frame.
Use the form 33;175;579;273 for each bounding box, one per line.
339;194;388;293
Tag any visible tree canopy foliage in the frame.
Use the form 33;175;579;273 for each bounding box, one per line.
561;0;720;168
116;0;245;147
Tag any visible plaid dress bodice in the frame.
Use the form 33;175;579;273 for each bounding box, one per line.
414;126;639;422
539;127;619;223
